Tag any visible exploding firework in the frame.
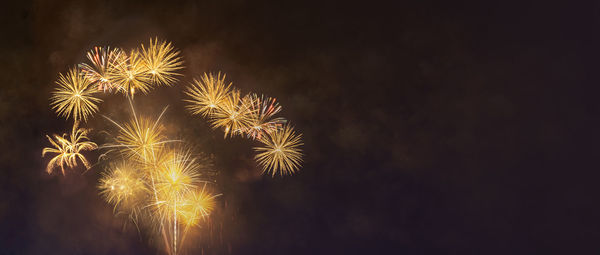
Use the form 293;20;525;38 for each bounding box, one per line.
254;125;304;176
209;89;255;137
244;93;287;139
140;38;184;87
102;101;174;163
50;67;102;122
98;161;147;211
151;149;201;221
179;184;219;227
79;47;125;92
183;72;232;117
42;122;97;174
109;49;152;96
43;38;305;254
101;105;218;254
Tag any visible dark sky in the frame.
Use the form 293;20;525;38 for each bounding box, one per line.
0;0;597;254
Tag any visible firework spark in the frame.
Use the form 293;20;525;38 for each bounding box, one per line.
140;38;184;87
150;148;202;255
79;47;125;92
179;184;219;227
244;93;287;140
109;49;152;96
254;125;303;176
183;72;232;117
152;149;201;216
42;122;98;175
102;101;173;163
209;89;255;137
98;161;147;211
50;67;103;122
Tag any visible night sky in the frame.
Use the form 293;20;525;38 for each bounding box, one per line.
0;0;597;254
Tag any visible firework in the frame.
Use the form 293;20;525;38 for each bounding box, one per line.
79;47;125;92
98;161;147;211
179;184;218;227
183;72;232;117
43;37;307;254
42;122;97;175
140;38;184;87
152;149;201;216
100;103;217;254
253;125;303;176
42;134;71;174
50;67;102;122
244;93;287;139
109;49;152;96
101;104;217;254
150;148;202;255
209;89;255;137
102;101;172;163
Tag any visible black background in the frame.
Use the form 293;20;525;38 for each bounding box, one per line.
0;0;597;254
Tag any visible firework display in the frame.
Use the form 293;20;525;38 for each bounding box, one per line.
41;38;303;254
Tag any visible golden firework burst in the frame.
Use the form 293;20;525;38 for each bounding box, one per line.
183;72;232;117
42;122;97;175
109;49;152;96
103;102;173;163
140;38;184;86
98;161;147;210
209;89;255;137
244;93;287;139
254;125;303;176
178;184;219;227
79;47;125;91
50;67;102;122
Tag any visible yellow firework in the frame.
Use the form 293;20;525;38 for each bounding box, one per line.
98;161;147;210
150;149;201;224
244;94;287;140
79;47;125;92
140;38;183;86
42;122;97;175
210;90;255;137
254;125;303;176
109;49;152;96
103;103;171;163
154;150;200;201
183;72;232;117
50;67;102;122
178;184;219;227
68;121;98;156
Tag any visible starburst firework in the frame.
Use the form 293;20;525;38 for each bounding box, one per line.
50;67;102;122
103;101;172;163
209;89;255;137
79;47;125;91
179;184;219;227
99;161;147;210
254;125;303;176
183;72;232;117
140;38;184;86
109;49;152;96
152;149;201;221
42;122;97;175
244;94;287;139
